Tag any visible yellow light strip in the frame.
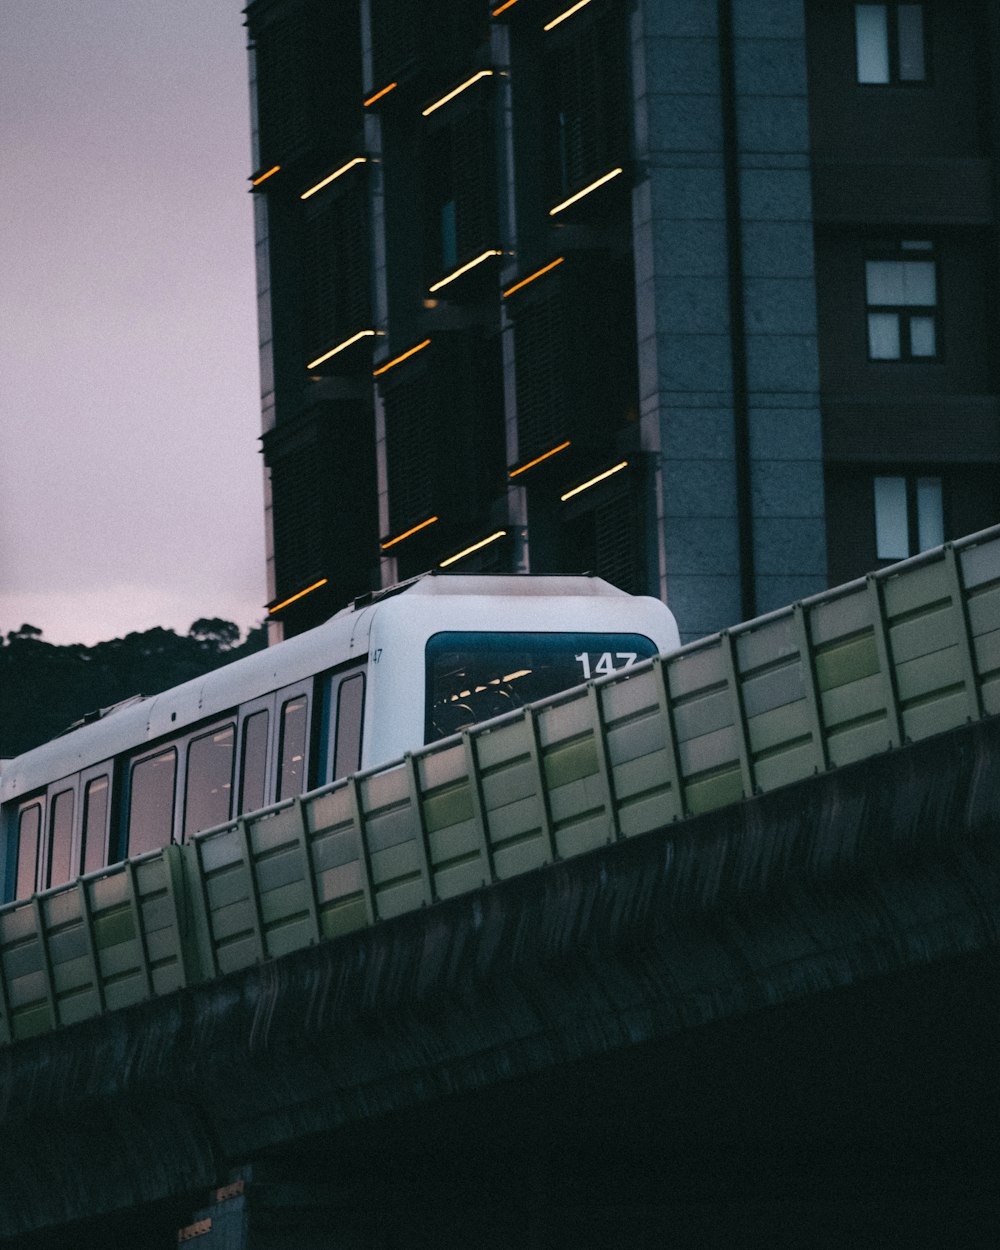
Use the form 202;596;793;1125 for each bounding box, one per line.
364;81;398;107
439;530;508;568
549;167;624;216
509;440;571;479
300;157;367;200
251;164;281;187
429;249;502;293
381;515;440;550
492;0;520;12
544;0;594;31
268;578;329;615
422;70;494;117
373;337;432;377
560;460;629;502
306;329;378;370
502;256;565;299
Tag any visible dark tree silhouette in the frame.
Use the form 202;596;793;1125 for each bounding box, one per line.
189;618;241;650
0;620;267;759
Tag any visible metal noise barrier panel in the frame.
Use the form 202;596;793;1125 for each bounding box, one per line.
1;528;998;1044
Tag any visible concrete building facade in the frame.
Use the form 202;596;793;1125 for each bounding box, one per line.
243;0;999;639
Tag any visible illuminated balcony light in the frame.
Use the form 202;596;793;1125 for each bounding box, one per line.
422;70;494;117
381;515;439;550
268;578;329;615
306;329;378;370
439;530;508;568
492;0;520;12
549;167;624;216
560;460;629;502
509;440;571;479
544;0;594;31
300;157;367;200
364;81;398;107
502;256;565;299
250;164;281;187
373;337;432;377
429;249;502;293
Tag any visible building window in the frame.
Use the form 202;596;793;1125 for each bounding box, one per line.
865;240;937;360
542;4;628;206
855;4;926;84
874;473;943;560
423;96;497;287
301;177;371;373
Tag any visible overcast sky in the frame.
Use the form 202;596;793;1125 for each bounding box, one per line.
0;2;265;646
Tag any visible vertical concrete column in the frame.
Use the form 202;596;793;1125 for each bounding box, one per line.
633;0;826;638
358;0;396;588
731;0;827;613
633;0;742;638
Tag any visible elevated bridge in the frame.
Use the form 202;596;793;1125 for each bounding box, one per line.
1;530;998;1247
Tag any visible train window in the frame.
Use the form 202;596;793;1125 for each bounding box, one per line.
183;725;235;840
127;748;177;857
81;776;109;875
15;804;41;899
47;789;75;889
334;674;365;780
239;710;269;814
425;631;660;741
277;696;308;800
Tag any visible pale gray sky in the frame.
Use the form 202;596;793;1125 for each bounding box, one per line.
0;2;265;645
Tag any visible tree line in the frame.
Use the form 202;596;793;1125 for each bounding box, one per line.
0;619;267;760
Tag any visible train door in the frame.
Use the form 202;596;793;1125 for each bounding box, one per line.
10;796;44;900
274;682;312;801
41;778;78;890
122;743;178;859
180;721;236;841
236;695;273;816
234;679;313;816
78;764;113;875
318;665;367;786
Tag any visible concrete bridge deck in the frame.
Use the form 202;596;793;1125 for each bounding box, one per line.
2;712;997;1248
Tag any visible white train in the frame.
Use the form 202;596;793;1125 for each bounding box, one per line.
0;575;679;904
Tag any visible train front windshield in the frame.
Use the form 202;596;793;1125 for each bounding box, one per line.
425;631;659;743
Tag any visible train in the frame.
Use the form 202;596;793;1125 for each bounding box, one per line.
0;575;680;904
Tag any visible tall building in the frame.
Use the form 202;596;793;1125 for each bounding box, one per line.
244;0;999;641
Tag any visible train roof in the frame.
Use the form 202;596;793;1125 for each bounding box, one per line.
1;574;657;803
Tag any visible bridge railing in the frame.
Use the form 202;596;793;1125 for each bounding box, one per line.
2;526;998;1045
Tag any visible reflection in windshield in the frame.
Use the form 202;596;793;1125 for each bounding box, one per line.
425;631;658;742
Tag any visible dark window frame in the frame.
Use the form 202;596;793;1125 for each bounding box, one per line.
873;470;946;561
540;0;630;208
421;83;498;288
864;238;940;363
854;3;930;87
